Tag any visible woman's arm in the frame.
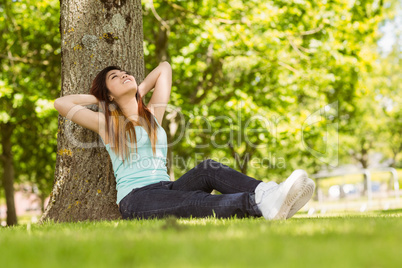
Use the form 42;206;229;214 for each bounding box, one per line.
54;94;105;134
138;61;172;124
138;61;172;97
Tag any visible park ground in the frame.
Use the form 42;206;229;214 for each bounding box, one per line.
1;210;401;268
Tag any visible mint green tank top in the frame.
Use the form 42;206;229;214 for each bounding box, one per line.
100;115;171;204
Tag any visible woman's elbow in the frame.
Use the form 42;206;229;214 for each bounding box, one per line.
160;61;171;70
54;98;65;114
54;98;60;111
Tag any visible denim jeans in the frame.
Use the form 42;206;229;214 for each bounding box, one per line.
119;159;263;219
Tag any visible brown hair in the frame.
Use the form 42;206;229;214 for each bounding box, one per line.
90;66;158;163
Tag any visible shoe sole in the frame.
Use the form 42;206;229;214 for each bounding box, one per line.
272;170;308;220
286;178;315;219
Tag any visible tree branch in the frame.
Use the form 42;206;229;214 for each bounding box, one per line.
297;24;324;36
150;0;170;34
163;0;245;25
0;54;50;65
190;44;216;104
228;142;243;170
278;61;299;74
286;35;311;59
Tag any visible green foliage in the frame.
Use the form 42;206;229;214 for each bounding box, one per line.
0;0;60;200
142;0;399;179
342;1;402;168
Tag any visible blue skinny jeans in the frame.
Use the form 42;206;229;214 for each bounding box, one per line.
118;159;263;219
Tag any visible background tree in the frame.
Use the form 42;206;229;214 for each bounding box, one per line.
0;0;60;226
142;0;391;183
377;33;402;168
343;0;401;168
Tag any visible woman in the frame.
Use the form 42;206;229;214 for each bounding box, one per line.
54;61;315;220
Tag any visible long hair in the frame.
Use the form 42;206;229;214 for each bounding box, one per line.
90;66;158;163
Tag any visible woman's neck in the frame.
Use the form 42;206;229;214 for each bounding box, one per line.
116;95;139;119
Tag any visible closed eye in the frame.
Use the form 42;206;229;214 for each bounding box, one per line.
110;71;128;80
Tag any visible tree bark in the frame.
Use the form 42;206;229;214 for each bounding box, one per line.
359;142;370;197
41;0;144;222
1;122;18;226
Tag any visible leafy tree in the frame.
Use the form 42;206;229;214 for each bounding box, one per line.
374;20;402;168
0;0;60;225
142;0;390;182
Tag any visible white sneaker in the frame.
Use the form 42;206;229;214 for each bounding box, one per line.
286;178;315;219
255;170;308;220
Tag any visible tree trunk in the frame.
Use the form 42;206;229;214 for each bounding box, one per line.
156;26;169;62
1;123;18;226
39;192;46;213
41;0;144;222
360;146;369;197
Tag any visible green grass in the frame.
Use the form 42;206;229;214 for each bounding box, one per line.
1;211;401;268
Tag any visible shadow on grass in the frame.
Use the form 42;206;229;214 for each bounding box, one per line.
375;208;402;214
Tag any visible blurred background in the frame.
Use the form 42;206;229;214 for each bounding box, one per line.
1;0;401;225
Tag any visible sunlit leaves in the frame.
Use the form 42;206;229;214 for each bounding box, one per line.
142;0;396;178
0;0;61;199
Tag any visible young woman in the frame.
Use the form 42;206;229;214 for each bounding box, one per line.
54;61;315;220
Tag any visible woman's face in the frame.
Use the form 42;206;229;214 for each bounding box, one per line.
105;69;138;100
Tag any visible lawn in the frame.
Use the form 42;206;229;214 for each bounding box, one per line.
1;210;401;268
